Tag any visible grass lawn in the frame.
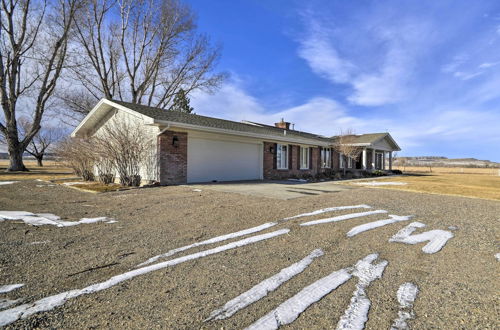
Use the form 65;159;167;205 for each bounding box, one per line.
348;172;500;201
0;159;75;181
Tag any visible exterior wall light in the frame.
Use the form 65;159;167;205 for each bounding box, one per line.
172;135;179;148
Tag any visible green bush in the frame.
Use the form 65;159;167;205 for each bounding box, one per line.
372;170;386;176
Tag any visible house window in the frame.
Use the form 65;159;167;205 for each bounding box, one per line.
300;147;309;169
339;153;344;169
321;148;331;168
276;144;288;169
348;157;353;168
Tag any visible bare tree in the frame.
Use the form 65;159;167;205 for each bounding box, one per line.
333;129;361;175
93;117;153;186
17;117;63;166
57;137;95;181
63;0;225;123
0;0;82;171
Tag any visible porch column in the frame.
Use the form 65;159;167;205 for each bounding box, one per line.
389;151;393;170
382;152;386;170
371;149;375;169
362;148;367;170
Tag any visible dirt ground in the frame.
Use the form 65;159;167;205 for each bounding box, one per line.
0;180;499;329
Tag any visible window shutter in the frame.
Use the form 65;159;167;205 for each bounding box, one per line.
297;147;301;170
309;148;313;169
288;145;293;169
319;147;323;168
272;143;277;169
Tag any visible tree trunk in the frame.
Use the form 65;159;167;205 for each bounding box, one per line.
36;155;44;167
7;145;28;171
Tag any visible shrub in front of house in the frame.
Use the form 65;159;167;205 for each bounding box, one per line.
372;170;386;176
58;138;96;182
391;169;403;175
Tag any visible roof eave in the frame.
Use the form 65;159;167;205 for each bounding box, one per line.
152;119;333;146
71;99;155;138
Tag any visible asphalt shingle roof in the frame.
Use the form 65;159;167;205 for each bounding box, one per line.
112;100;333;143
111;100;395;148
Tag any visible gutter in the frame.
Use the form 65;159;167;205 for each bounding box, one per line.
151;120;333;147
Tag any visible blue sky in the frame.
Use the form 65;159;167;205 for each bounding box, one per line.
185;0;500;161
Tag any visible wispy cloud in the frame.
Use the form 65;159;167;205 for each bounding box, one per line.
296;10;433;106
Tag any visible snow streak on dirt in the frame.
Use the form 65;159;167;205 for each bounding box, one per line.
346;215;413;237
0;229;290;326
206;249;324;321
336;254;388;330
0;285;24;294
0;299;20;310
391;283;419;330
0;181;17;185
389;222;454;254
283;205;372;220
137;222;278;267
0;211;116;227
300;210;388;227
245;268;352;330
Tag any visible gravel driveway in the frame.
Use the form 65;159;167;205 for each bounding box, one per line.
0;180;498;329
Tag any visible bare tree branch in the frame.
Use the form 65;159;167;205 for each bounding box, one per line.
62;0;226;120
0;0;82;171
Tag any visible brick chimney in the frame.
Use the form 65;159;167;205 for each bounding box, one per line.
275;118;291;130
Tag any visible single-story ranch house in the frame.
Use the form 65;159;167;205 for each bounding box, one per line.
72;99;401;184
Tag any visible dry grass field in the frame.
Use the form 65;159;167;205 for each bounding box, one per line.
0;159;75;181
394;165;500;175
352;169;500;201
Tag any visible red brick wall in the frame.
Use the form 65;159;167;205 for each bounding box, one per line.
263;142;331;180
332;150;340;170
158;131;187;185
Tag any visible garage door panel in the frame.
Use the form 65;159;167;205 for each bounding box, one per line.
187;137;262;183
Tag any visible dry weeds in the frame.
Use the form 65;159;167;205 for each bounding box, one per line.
348;172;500;201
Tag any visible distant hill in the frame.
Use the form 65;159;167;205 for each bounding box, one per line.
394;156;500;168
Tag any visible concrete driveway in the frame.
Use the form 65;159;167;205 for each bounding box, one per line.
190;180;356;199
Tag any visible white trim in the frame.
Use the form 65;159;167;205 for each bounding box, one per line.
300;146;310;169
321;148;331;169
277;144;289;170
154;120;332;147
71;99;155;137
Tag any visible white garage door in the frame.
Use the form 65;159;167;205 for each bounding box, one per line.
187;137;262;183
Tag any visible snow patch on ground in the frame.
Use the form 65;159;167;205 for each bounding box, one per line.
0;284;24;294
0;181;17;185
207;249;324;321
347;215;414;237
29;241;50;245
495;253;500;261
287;178;308;183
389;222;454;254
138;222;278;267
0;299;21;310
300;210;388;227
62;182;85;186
336;254;388;330
391;283;419;330
0;211;116;227
192;189;202;192
0;229;289;326
246;268;352;330
283;205;372;221
354;181;407;186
